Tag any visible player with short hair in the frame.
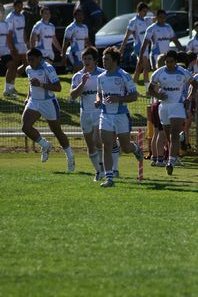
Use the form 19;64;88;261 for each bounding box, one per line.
139;9;182;70
0;4;17;97
120;2;153;92
61;6;89;73
70;46;104;180
30;6;62;63
96;46;143;187
148;50;197;175
22;48;75;172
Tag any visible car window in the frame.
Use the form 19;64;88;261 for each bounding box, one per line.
97;14;135;36
166;13;188;37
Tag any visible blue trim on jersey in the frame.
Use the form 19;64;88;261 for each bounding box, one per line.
164;66;185;75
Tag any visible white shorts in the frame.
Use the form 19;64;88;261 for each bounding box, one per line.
39;48;54;61
25;98;60;121
80;110;100;134
15;43;27;55
158;102;186;125
99;113;131;134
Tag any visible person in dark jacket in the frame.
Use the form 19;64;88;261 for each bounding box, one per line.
23;0;41;43
75;0;106;45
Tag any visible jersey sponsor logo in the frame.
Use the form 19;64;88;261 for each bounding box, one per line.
163;87;180;91
44;35;53;38
157;37;170;41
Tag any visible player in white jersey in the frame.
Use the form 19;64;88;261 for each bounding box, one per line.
70;46;104;180
6;0;27;77
139;9;182;70
61;6;89;73
120;2;153;92
0;4;17;97
22;48;75;172
30;6;62;62
148;50;197;175
186;21;198;54
96;46;143;187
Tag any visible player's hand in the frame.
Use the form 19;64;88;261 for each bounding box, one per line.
95;100;101;108
105;95;119;104
183;99;190;110
82;73;90;85
30;78;41;87
158;91;168;101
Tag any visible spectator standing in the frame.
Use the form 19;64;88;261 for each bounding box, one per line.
0;4;17;97
30;6;62;63
139;9;183;70
75;0;105;45
61;6;89;73
96;46;143;187
23;0;41;45
22;48;75;172
148;50;197;175
120;2;153;92
6;0;28;77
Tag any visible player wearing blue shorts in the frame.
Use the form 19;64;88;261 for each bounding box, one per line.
22;48;75;172
148;50;197;175
96;46;143;187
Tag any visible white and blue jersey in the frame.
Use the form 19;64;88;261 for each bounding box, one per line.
0;21;10;56
31;20;55;59
5;11;26;46
97;68;137;114
127;15;152;56
150;65;193;104
144;22;175;57
186;35;198;54
64;21;88;64
71;66;104;112
26;60;59;101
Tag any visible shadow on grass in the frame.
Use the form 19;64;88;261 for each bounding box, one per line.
115;177;198;193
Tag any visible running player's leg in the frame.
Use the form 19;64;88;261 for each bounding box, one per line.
48;119;75;172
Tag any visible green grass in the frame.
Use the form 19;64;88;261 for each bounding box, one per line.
0;153;198;297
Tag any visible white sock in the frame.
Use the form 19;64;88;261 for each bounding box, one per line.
37;137;49;148
89;152;100;172
64;146;74;159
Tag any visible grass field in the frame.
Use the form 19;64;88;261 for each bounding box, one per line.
0;152;198;297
